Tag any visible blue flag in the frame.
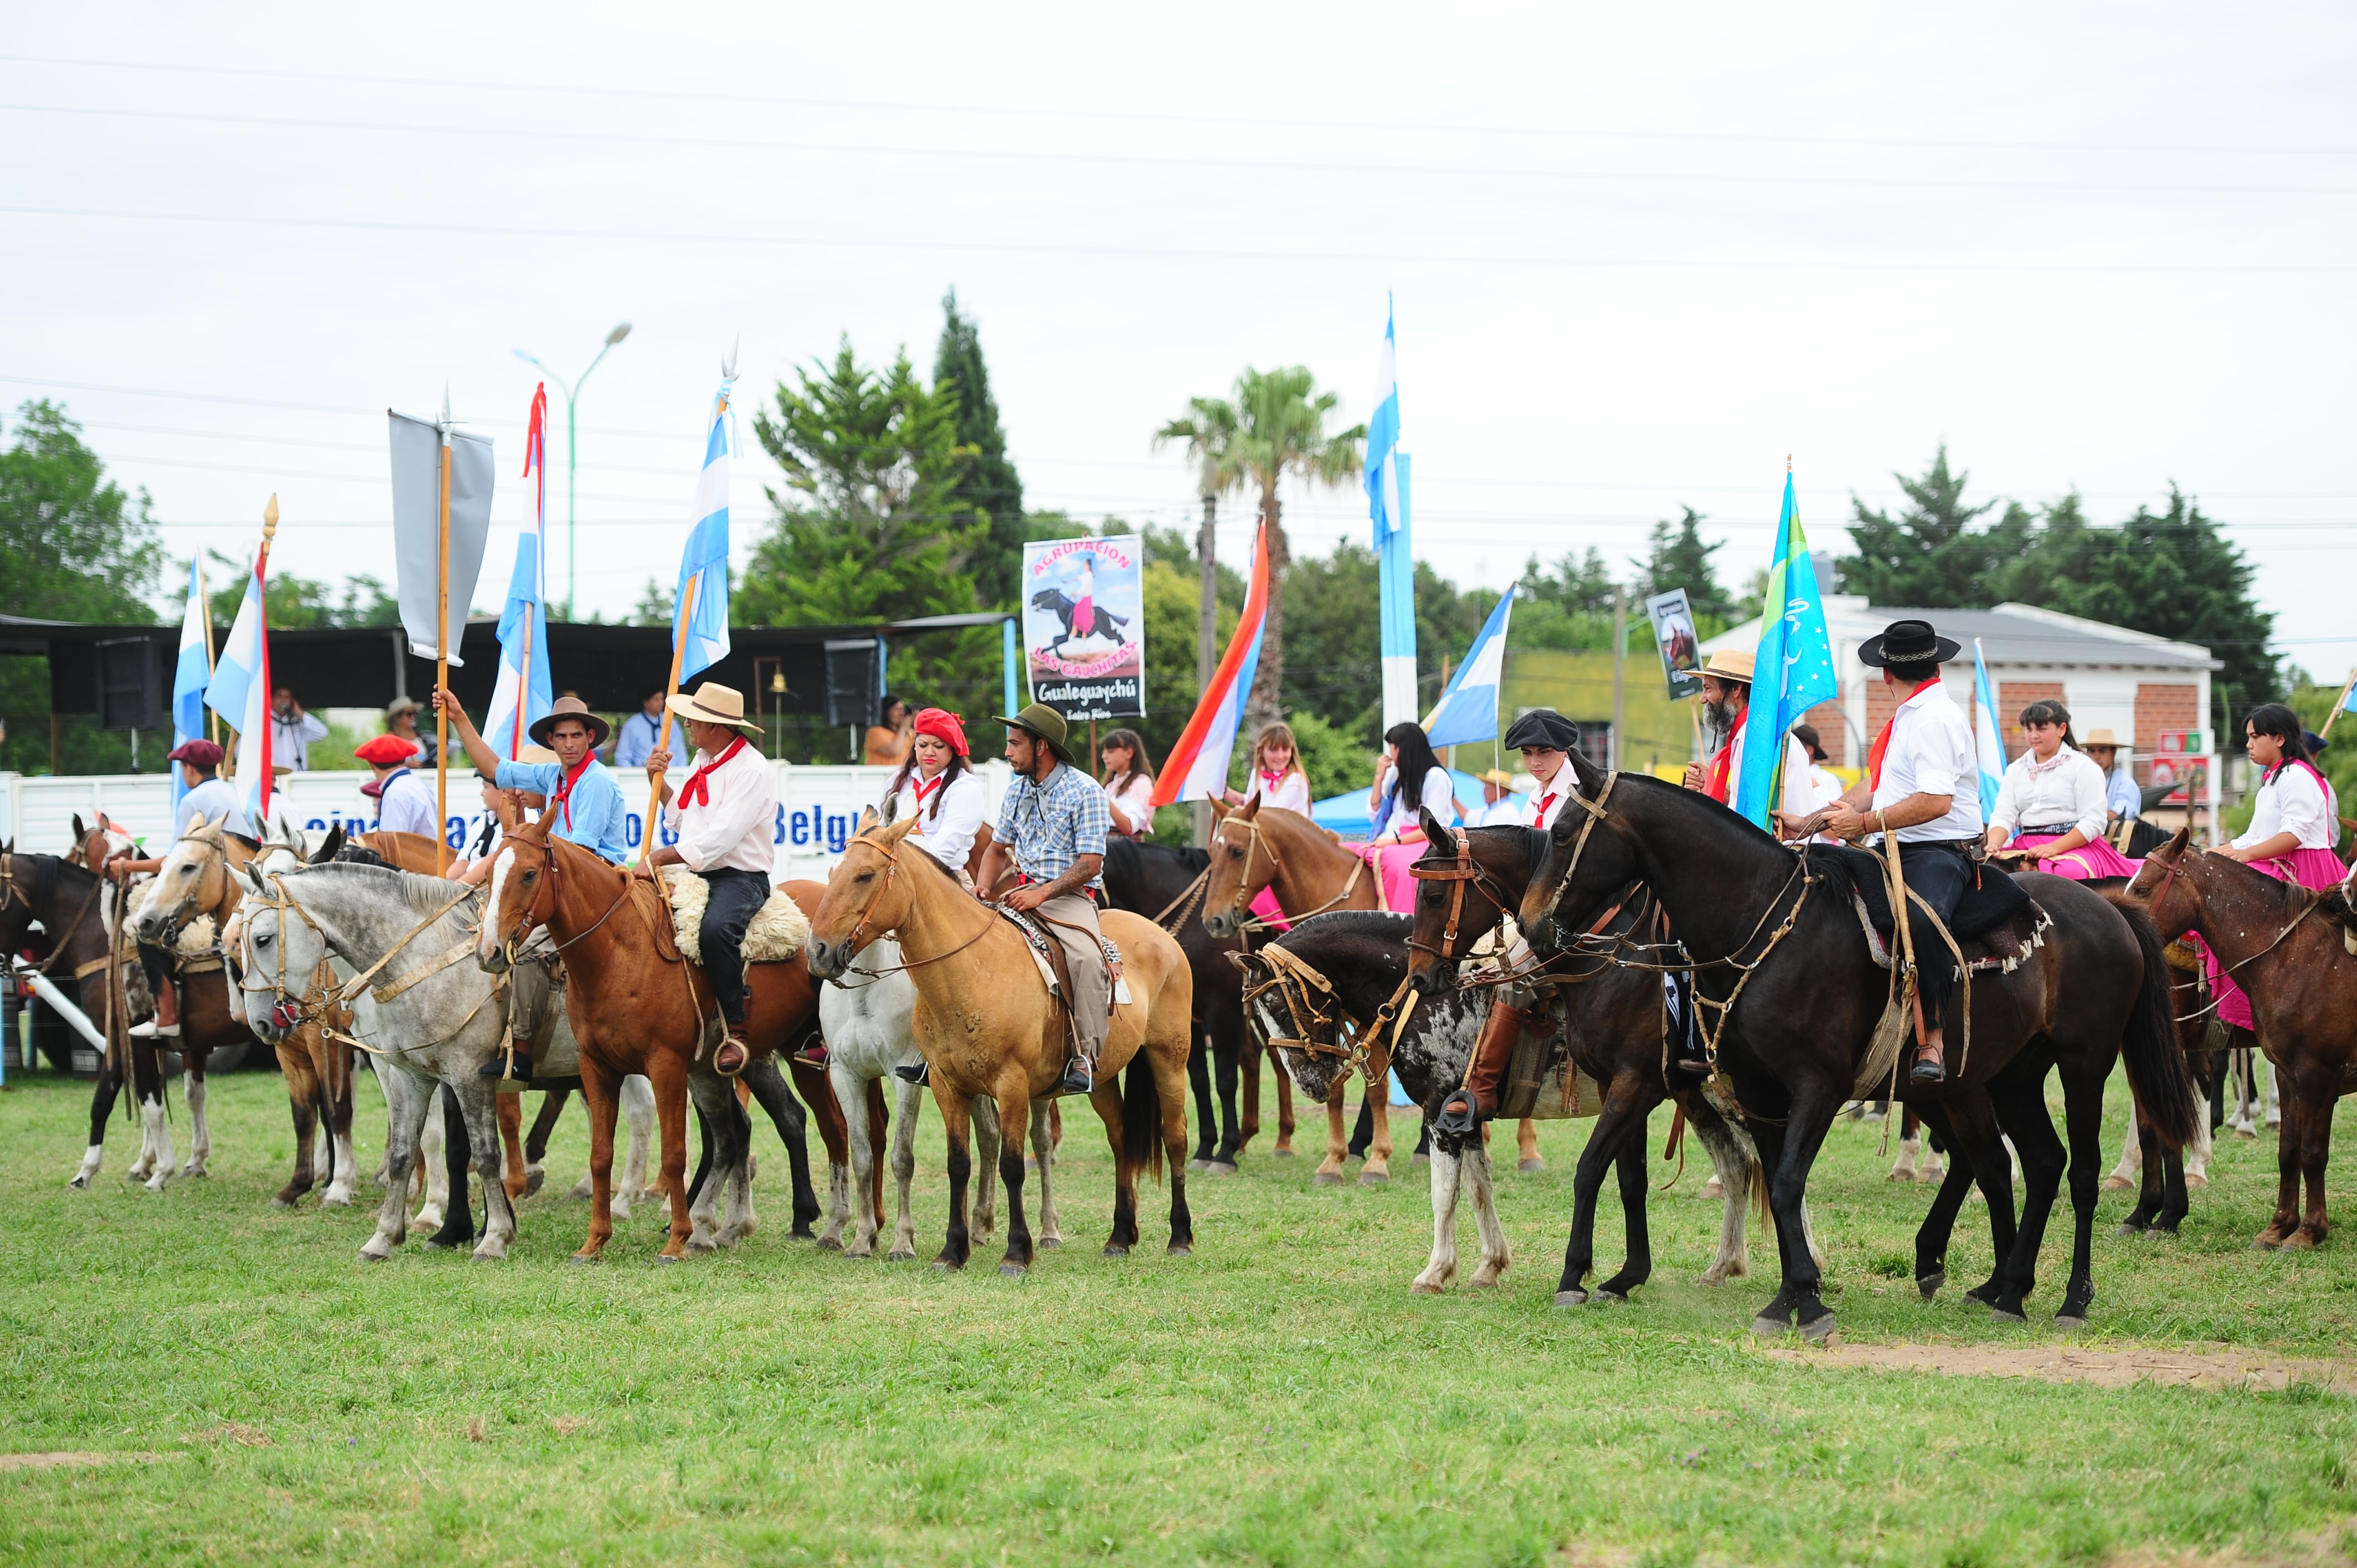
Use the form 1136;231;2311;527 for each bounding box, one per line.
169;559;211;813
1732;471;1838;829
672;381;734;682
1423;588;1512;749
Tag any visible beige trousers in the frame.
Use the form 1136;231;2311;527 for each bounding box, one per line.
1035;891;1109;1065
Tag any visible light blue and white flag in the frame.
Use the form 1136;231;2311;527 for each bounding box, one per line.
1366;297;1418;729
1423;589;1513;749
1970;638;2007;819
169;559;212;812
1732;470;1839;830
204;553;275;826
482;534;553;764
671;380;734;684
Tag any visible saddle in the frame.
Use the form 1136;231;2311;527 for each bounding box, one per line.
1825;845;2047;980
660;868;812;965
994;905;1128;1008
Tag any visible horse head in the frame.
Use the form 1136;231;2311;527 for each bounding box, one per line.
1519;747;1639;955
476;797;546;975
806;814;922;982
2124;826;2201;941
134;812;256;946
1403;808;1527;994
1201;794;1267;940
231;860;323;1045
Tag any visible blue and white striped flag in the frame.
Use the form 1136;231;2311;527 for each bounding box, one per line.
169;559;211;813
1366;297;1417;728
1970;638;2007;819
482;388;553;762
204;553;275;827
671;381;734;683
1423;589;1513;748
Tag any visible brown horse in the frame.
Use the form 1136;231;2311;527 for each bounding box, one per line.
2128;829;2357;1249
805;816;1195;1273
477;819;853;1262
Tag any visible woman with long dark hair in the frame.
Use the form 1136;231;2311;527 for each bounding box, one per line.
1097;727;1157;838
1982;698;2136;878
1368;720;1456;845
880;708;985;874
2197;701;2346;1038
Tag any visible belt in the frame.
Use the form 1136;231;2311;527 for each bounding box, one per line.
1016;873;1098;903
1888;837;1980;854
2019;824;2076;837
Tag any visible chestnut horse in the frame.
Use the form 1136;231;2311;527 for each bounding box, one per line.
805;816;1195;1273
2129;829;2357;1249
477;821;851;1261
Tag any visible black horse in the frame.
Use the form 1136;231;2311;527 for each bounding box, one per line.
1100;836;1286;1169
1028;588;1131;657
1519;756;2197;1339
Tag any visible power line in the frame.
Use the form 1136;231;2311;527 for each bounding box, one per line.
8;53;2354;159
6;205;2346;276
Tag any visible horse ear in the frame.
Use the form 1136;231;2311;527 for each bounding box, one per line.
1419;805;1453;844
1566;745;1605;798
493;791;523;831
881;813;920;845
226;831;262;854
312;823;346;864
1226;949;1266;977
858;805;881;834
239;863;269;896
71;814;89;844
1208;798;1232;824
2166;824;2191;859
1237;794;1262;822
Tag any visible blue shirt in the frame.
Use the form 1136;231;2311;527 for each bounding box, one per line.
495;756;630;863
176;776;251;839
994;761;1110;892
612;710;666;770
2104;764;2140;822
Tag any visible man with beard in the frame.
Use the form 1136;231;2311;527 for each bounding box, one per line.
1682;650;1828;834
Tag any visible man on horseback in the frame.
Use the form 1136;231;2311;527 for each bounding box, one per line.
1817;619;1984;1085
1504;708;1580;831
976;702;1111;1097
638;682;776;1078
1681;650;1829;828
111;739;249;1040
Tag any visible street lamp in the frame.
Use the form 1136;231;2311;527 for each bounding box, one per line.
513;321;632;617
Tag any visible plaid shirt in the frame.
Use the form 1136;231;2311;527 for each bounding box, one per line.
995;761;1109;892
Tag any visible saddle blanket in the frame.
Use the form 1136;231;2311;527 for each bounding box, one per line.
1825;846;2046;979
662;869;811;964
994;906;1130;1005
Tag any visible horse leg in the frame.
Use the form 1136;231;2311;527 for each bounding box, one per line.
1347;1094;1373;1162
742;1055;811;1240
1314;1080;1349;1186
992;1075;1036;1276
1910;1126;1980;1298
1361;1090;1393;1185
2107;1103;2144;1193
2054;1054;2109;1325
971;1095;1001;1238
1268;1041;1296;1156
930;1082;974;1270
179;1049;210;1178
525;1085;569;1198
1152;1037;1196;1255
1981;1079;2063;1319
618;1074;655;1215
689;1074;756;1248
275;1041;322;1208
888;1078;923;1260
322;1040;359;1208
646;1052;695;1261
1187;1033;1217;1170
2256;1074;2303;1249
2288;1075;2333;1249
1686;1101;1753;1286
1412;1134;1465;1293
573;1056;621;1261
1088;1073;1139;1257
452;1078;517;1260
361;1069;431;1262
1028;1101;1064;1249
1932;1098;2019;1305
1888;1106;1922;1182
71;1049;121;1189
788;1058;851;1249
1746;1093;1842;1342
831;1061;882;1257
1517;1117;1543;1174
1211;1025;1243;1171
134;1038;174;1192
1593;1084;1661;1301
427;1086;479;1249
497;1092;527;1203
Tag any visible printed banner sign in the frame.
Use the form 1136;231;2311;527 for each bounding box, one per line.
1644;589;1704;699
1022;534;1145;720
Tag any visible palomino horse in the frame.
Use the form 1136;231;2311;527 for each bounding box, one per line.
2129;829;2357;1250
477;821;838;1262
805;816;1195;1273
1520;755;2197;1338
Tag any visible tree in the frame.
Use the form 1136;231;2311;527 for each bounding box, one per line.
933;290;1028;608
1836;445;2034;606
1160;368;1363;730
1633;507;1735;623
1512;547;1621;652
204;549;398;630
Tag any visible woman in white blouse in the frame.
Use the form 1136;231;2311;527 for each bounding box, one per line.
1368;721;1458;845
1226;722;1314;815
2204;703;2347;1035
881;708;987;876
1980;699;2138;879
1098;728;1159;839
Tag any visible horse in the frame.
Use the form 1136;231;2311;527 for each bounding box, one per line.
0;842;147;1185
1518;753;2197;1338
476;819;838;1262
820;933;1048;1258
1387;816;1809;1300
804;815;1195;1272
1027;587;1130;657
2128;829;2357;1250
1100;835;1270;1170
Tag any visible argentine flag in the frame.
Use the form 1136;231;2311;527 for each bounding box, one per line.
482;533;553;763
1366;297;1417;729
204;554;274;826
1151;522;1270;808
1365;299;1402;541
672;380;735;683
169;560;211;812
1969;639;2007;819
1423;590;1513;748
1732;470;1839;830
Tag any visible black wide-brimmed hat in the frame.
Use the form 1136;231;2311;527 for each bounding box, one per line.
1857;618;1961;668
1503;708;1580;752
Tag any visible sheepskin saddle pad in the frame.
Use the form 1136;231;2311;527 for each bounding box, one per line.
661;868;811;964
121;878;219;961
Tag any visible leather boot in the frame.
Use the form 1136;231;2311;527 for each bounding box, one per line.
1910;1031;1946;1085
1435;999;1543;1136
132;977;181;1039
713;1023;753;1077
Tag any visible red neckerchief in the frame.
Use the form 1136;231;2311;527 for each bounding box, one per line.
1533;791;1557;826
912;772;945;814
1706;705;1748;803
678;736;747;810
551;753;594;829
1259;768;1289;793
1868;719;1897;790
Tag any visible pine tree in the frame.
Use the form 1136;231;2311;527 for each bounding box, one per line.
1633;507;1732;622
933;290;1027;609
1835;445;2035;606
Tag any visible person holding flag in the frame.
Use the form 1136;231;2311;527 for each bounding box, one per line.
1729;466;1841;835
168;559;213;818
1681;650;1826;832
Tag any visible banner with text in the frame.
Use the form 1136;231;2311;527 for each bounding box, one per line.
1021;534;1146;720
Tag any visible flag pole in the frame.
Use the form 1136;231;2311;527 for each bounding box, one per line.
435;432;452;876
2321;666;2357;738
197;551;220;746
641;575;698;895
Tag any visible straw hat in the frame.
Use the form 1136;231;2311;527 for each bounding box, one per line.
1476;767;1516;788
664;681;760;735
516;745;561;765
2081;728;2124;749
1697;649;1756;684
528;695;612;749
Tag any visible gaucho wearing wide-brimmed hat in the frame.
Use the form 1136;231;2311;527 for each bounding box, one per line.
1680;649;1831;837
1815;619;1984;1085
975;702;1114;1098
635;681;777;1077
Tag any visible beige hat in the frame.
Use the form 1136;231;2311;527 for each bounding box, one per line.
1476;767;1516;788
665;681;760;735
2082;728;2124;748
1697;649;1755;684
516;744;561;765
528;694;613;749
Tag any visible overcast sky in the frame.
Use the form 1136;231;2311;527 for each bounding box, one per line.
6;3;2353;688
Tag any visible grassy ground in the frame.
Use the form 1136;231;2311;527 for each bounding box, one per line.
1;1064;2353;1567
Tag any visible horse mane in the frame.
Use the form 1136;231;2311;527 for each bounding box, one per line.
1104;835;1210;877
1289;909;1412;941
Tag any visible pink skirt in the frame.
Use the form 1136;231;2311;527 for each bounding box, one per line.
1072;595;1095;637
2008;832;2142;881
1248;885;1289;933
2207;846;2348;1030
1361;842;1426;916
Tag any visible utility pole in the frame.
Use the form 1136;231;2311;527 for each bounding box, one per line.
1610;584;1627;772
1194;452;1219;847
513;321;631;618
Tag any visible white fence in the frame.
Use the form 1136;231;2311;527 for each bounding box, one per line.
0;761;1012;888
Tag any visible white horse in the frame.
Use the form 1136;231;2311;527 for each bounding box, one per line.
818;936;1061;1258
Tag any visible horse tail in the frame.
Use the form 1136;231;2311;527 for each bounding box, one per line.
2098;889;2200;1152
1121;1056;1165;1188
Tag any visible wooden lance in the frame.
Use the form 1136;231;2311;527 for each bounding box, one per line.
641;574;699;907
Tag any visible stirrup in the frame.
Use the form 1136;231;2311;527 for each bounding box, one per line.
1910;1052;1946;1085
714;1031;751;1077
1433;1088;1487;1138
792;1042;828;1068
1057;1058;1095;1097
893;1061;930;1087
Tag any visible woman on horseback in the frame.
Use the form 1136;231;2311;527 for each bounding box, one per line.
2202;703;2347;1035
881;708;985;878
1981;699;2138;879
1368;723;1455;846
1227;723;1313;814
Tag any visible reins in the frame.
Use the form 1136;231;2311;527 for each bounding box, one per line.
837;829;1003;981
1239;940;1417;1086
1214;814;1371;933
2142;844;2330;1023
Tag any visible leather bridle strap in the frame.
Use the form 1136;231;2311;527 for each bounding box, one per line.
1541;771;1619;924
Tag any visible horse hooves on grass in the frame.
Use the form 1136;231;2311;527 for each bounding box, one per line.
1516;1158;1545;1174
1413;1282;1445;1297
887;1249;914;1262
1038;1237;1062;1250
997;1262;1027;1277
1798;1313;1837;1345
1187;1157;1211;1172
1103;1244;1130;1258
271;1196;297;1210
2116;1221;2145;1238
1557;1289;1588;1307
1357;1170;1388;1187
1312;1172;1342;1187
1749;1314;1792;1338
2055;1314;2088;1330
2184;1173;2209;1189
1271;1147;1296;1159
523;1170;545;1197
1916;1270;1946;1301
815;1237;843;1253
1167;1243;1191;1256
1592;1289;1627;1306
653;1254;683;1266
1207;1162;1238;1177
569;1254;600;1266
1988;1304;2029;1323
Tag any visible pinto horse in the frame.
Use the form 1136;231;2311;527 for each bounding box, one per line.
1519;755;2196;1338
476;821;844;1262
2128;829;2357;1250
805;816;1195;1272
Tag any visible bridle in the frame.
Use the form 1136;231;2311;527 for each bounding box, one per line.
1535;772;1621;929
1238;942;1411;1085
1404;827;1522;966
831;829;1011;979
238;870;481;1042
1;852;109;978
1211;813;1367;932
2135;839;2327;1018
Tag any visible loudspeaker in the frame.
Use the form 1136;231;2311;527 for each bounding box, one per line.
95;637;165;732
823;638;882;728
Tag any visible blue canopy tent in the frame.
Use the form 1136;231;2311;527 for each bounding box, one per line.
1308;768;1511;840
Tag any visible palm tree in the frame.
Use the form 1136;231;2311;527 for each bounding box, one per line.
1156;367;1363;728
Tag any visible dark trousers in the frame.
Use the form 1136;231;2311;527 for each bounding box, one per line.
1897;842;1973;1035
696;869;770;1026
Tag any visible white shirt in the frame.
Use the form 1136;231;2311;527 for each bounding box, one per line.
1524;769;1576;831
888;766;987;872
1723;723;1828;818
1242;770;1313;815
271;709;330;771
176;776;252;839
663;737;777;875
1473;795;1529;827
2236;761;2338;852
1375;764;1458;839
1989;746;2109;842
1871;682;1984;845
373;768;440;839
1104;773;1157;837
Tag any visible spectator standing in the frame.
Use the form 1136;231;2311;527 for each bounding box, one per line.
384;697;438;767
1098;726;1157;838
356;732;440;838
271;687;329;771
864;694;913;768
611;688;667;770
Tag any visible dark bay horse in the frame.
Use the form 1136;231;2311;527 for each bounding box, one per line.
1519;755;2196;1338
2129;829;2357;1249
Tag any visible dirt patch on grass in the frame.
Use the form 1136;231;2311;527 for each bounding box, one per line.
0;1452;170;1472
1768;1341;2357;1394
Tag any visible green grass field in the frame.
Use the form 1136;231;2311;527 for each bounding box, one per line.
2;1064;2353;1566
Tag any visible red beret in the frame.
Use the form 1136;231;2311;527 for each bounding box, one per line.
354;734;418;767
167;739;224;767
912;708;968;757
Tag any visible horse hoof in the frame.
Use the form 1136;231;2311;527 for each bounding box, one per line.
1103;1244;1130;1258
1557;1290;1588;1307
1357;1170;1387;1187
570;1254;600;1266
786;1225;816;1241
1271;1147;1296;1159
932;1258;963;1272
2101;1174;2133;1192
67;1177;90;1192
523;1170;546;1197
997;1262;1027;1277
1750;1314;1792;1338
2055;1314;2089;1330
1798;1312;1838;1344
1413;1151;1430;1165
1592;1289;1626;1306
2252;1237;2282;1252
1038;1237;1062;1250
424;1237;459;1251
2184;1173;2208;1190
1167;1243;1192;1256
271;1196;297;1210
1208;1162;1238;1177
2117;1222;2144;1238
816;1237;843;1253
1916;1271;1945;1301
1517;1158;1545;1174
887;1250;915;1262
654;1254;683;1266
1413;1282;1444;1296
1989;1304;2028;1323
